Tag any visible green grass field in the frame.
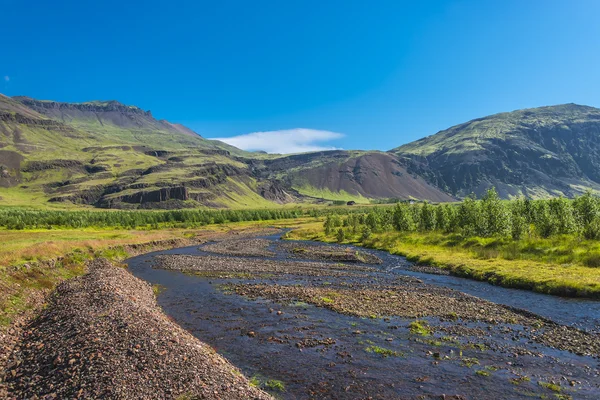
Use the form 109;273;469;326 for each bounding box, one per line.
0;218;315;327
287;221;600;298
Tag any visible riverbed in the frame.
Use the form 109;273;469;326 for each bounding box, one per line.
127;230;600;399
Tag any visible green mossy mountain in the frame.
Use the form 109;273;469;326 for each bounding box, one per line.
392;104;600;198
3;95;600;208
0;94;451;208
0;94;287;208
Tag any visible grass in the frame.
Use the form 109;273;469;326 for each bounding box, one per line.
364;345;402;357
287;221;600;298
510;376;531;385
265;379;286;392
408;320;432;336
293;185;370;204
249;375;286;393
538;381;562;393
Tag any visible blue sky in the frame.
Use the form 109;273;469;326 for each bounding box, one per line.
2;0;599;153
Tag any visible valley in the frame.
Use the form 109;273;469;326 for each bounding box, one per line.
3;95;600;399
3;227;599;399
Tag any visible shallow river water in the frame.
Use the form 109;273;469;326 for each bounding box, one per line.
127;232;600;399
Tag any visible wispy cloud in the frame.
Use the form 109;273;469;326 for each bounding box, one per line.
3;76;9;82
212;128;344;154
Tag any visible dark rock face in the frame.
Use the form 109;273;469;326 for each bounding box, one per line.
0;150;24;187
22;160;85;173
14;97;153;117
258;181;296;203
49;185;107;204
0;112;75;132
85;164;109;174
99;187;200;208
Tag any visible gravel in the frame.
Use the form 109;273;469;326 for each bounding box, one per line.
201;238;275;257
3;258;272;400
153;254;376;277
229;282;600;358
277;241;383;264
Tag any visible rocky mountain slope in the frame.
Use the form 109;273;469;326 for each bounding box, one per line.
4;94;600;208
0;94;451;208
392;104;600;198
253;151;454;202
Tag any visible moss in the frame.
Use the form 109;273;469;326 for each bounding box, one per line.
538;381;562;393
365;345;402;357
408;320;431;336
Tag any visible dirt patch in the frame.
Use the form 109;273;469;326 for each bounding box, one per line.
3;259;272;399
278;241;382;264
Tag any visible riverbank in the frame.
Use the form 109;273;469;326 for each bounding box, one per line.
286;221;600;298
3;258;272;399
0;223;297;398
0;221;306;329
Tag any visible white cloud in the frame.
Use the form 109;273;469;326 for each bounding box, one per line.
3;76;9;82
212;128;344;154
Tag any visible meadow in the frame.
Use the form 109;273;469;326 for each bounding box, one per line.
287;190;600;298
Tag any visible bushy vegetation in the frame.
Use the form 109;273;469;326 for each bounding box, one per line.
0;204;384;230
323;189;600;241
0;208;312;230
284;190;600;297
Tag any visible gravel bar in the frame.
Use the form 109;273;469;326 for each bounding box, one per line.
153;254;377;277
3;259;272;400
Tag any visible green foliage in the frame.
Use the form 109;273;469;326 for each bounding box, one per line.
408;320;431;336
361;227;372;241
336;228;345;243
265;379;286;392
365;212;380;232
0;206;374;230
318;190;600;242
419;202;436;231
510;200;527;240
480;188;510;237
392;203;414;232
434;204;450;233
364;345;402;357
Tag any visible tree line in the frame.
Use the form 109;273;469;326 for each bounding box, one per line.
0;204;381;230
0;208;310;230
325;190;600;242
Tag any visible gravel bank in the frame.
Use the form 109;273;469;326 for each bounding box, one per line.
4;258;272;400
153;254;376;277
201;238;275;257
277;241;383;264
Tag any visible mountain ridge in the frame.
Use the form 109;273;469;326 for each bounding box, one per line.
392;103;600;198
2;94;600;208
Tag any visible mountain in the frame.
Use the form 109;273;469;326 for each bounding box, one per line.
252;150;454;202
5;95;598;209
0;94;284;208
0;94;452;208
11;96;243;154
392;104;600;198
